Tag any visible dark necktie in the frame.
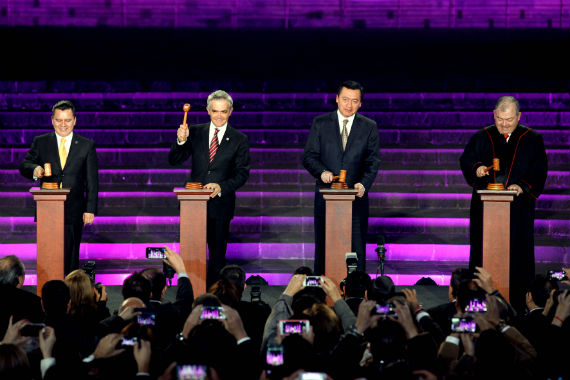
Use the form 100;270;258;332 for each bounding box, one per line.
209;128;219;164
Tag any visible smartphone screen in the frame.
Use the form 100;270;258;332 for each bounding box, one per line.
146;247;167;259
20;323;46;336
176;364;208;380
199;306;226;320
137;312;156;326
266;345;284;366
548;270;568;281
464;297;487;313
120;337;138;347
304;276;322;287
375;303;397;316
279;319;310;335
451;317;476;333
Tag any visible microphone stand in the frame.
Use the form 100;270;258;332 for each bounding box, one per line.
375;239;387;276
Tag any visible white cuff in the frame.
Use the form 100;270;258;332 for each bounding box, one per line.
415;311;430;322
177;139;186;145
237;337;251;345
445;336;460;346
41;358;56;378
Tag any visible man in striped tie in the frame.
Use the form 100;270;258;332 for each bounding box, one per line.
169;90;250;287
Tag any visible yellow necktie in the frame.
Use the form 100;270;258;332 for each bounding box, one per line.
59;137;68;168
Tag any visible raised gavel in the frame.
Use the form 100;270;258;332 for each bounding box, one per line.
182;103;191;126
483;158;500;173
332;169;347;183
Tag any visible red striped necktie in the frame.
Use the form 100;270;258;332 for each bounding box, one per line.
209;128;220;164
504;134;509;141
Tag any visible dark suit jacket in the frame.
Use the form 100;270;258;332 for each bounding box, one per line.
303;111;380;193
0;284;44;338
19;131;99;225
168;123;250;220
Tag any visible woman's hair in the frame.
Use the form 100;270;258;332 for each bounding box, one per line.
64;269;96;318
207;278;241;309
0;344;32;379
305;302;342;354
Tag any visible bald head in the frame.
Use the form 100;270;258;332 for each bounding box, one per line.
119;297;145;314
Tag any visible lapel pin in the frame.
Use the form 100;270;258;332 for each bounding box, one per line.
226;137;229;141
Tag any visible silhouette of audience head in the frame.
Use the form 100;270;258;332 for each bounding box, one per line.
140;268;167;302
41;280;70;317
0;255;26;288
122;271;151;304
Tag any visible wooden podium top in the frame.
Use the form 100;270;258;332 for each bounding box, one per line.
29;187;70;200
476;189;517;202
173;188;214;200
319;189;358;200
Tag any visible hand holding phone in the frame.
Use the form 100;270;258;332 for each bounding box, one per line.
134;309;156;326
464;298;487;313
548;270;569;281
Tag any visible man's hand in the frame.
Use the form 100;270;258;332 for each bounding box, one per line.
553;290;570;327
355;300;381;334
321;275;342;303
321;170;333;183
93;333;125;359
134;339;152;374
476;166;489;178
177;124;189;142
83;213;95;225
354;183;365;198
507;184;523;196
474;266;497;294
221;304;248;341
39;326;56;359
392;299;419;339
163;247;186;274
118;306;141;322
182;306;202;339
94;284;108;302
1;316;30;346
283;274;306;297
204;183;221;198
402;288;420;312
33;166;45;178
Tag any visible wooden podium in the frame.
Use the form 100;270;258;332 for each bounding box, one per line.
319;189;359;287
477;189;517;301
174;188;213;296
30;187;70;296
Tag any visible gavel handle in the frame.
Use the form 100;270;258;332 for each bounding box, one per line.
483;165;496;173
182;112;188;127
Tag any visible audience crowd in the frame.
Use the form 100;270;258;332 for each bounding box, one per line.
1;251;569;380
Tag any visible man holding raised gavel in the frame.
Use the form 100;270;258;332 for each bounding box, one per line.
459;96;548;312
168;90;250;288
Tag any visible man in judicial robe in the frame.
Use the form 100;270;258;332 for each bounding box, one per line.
459;96;548;312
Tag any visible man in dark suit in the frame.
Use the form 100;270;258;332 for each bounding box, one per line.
0;255;44;339
303;81;380;274
19;100;99;275
169;90;250;287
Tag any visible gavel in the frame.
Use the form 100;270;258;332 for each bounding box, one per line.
182;103;191;126
332;169;347;183
483;158;500;173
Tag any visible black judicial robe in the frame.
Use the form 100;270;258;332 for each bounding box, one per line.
459;124;548;309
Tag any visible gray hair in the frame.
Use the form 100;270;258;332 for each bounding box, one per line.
206;90;233;111
0;255;26;287
495;96;520;114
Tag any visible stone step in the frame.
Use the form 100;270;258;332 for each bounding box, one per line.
2;147;568;169
0;110;568;129
3;168;568;191
1;216;567;247
1;92;568;111
1;128;569;148
1;191;568;217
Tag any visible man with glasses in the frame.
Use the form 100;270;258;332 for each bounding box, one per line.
20;100;99;274
460;96;548;312
303;81;380;275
